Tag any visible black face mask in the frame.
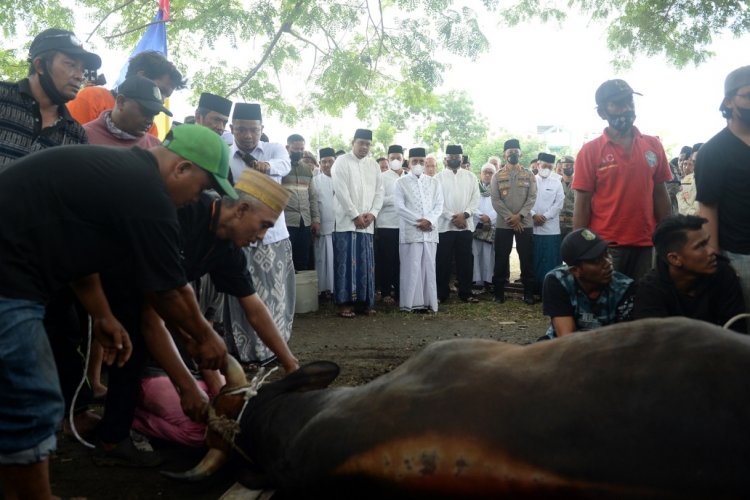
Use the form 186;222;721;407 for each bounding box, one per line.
289;151;304;163
563;167;574;176
39;60;71;106
735;105;750;126
508;154;520;165
447;159;461;169
606;110;636;133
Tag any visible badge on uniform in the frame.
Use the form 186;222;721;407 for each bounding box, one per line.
644;150;657;168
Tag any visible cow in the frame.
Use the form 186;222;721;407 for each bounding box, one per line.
165;318;750;498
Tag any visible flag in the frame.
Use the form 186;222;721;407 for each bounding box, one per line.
116;0;171;139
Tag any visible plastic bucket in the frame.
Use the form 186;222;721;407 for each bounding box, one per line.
295;270;319;314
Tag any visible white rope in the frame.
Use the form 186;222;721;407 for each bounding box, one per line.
68;315;96;449
723;312;750;330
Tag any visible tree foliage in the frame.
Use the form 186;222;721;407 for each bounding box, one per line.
414;90;489;153
491;0;750;68
8;0;489;123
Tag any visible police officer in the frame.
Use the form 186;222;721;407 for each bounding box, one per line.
490;139;537;304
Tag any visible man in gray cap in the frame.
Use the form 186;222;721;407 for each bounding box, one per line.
0;28;100;165
572;79;672;281
695;65;750;312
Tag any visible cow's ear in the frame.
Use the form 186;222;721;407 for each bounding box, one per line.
261;361;340;395
291;361;340;392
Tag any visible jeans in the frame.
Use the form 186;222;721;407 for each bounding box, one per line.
0;298;62;463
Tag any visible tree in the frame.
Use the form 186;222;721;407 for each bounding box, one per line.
468;133;548;175
0;0;490;122
492;0;750;68
307;124;348;156
415;90;489;153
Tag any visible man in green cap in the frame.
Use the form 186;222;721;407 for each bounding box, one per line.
0;124;234;499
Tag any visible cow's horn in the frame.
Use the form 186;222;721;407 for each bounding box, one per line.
224;355;248;389
161;448;228;482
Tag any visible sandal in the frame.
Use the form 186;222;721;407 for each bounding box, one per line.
337;310;356;318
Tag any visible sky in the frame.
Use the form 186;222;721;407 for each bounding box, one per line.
65;4;750;158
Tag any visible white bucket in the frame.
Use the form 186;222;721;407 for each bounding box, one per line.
294;270;319;314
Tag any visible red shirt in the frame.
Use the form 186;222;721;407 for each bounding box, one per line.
572;127;671;247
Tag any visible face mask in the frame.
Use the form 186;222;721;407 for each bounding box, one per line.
447;159;461;169
538;168;551;178
735;105;750;126
289;151;303;163
563;167;574;177
39;60;71;106
389;159;402;171
411;165;424;177
606;110;636;133
508;154;520;165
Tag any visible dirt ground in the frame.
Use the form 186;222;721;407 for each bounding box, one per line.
50;261;549;499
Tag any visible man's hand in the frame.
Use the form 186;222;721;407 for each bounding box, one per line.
353;215;366;229
194;331;228;371
451;213;467;229
416;218;433;232
282;356;301;374
362;213;375;228
506;213;521;226
512;221;525;233
179;384;209;423
532;214;546;226
254;161;271;174
92;315;132;368
311;222;321;238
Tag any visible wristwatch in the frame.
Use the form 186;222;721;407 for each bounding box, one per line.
463;211;470;219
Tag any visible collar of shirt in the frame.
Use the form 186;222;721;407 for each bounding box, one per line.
18;78;76;125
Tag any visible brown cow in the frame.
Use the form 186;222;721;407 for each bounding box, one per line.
167;318;750;498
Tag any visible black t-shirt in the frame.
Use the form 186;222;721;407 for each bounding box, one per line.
0;145;186;303
694;127;750;254
178;192;255;298
633;257;747;333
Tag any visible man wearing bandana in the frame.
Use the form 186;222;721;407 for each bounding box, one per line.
573;79;672;281
695;65;750;313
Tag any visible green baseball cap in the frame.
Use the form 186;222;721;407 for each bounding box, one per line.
162;124;237;200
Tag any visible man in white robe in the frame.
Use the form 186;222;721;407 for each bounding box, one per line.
331;128;384;317
395;147;444;312
531;152;565;294
436;144;481;303
473;163;497;289
224;103;294;364
376;144;406;305
312;147;336;296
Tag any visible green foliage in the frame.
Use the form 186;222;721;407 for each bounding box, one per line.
307;124;349;155
414;90;489;153
467;133;549;174
494;0;750;68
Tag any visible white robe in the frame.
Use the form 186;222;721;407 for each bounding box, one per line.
331;152;384;234
473;192;497;284
530;173;565;235
395;174;444;311
312;174;335;292
436;168;480;233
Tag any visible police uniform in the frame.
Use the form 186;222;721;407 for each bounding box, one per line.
490;167;537;301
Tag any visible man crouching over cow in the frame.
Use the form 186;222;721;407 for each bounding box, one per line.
131;169;299;448
540;228;635;339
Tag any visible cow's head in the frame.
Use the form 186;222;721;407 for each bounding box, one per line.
163;358;340;482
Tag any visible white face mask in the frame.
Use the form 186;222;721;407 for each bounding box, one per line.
389;159;403;171
538;168;552;178
411;164;424;177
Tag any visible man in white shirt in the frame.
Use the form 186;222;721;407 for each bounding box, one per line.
473;163;498;291
395;147;444;312
331;128;384;317
436;144;481;303
224;103;294;364
531;153;565;294
376;144;405;305
312;147;336;298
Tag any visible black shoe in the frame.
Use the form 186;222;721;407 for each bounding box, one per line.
523;294;536;305
494;295;505;303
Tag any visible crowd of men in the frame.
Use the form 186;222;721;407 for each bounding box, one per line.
0;27;749;499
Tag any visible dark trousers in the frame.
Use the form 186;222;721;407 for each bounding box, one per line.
610;246;654;281
46;289;92;414
288;221;312;271
375;228;400;298
97;281;146;444
493;227;534;298
436;230;473;301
